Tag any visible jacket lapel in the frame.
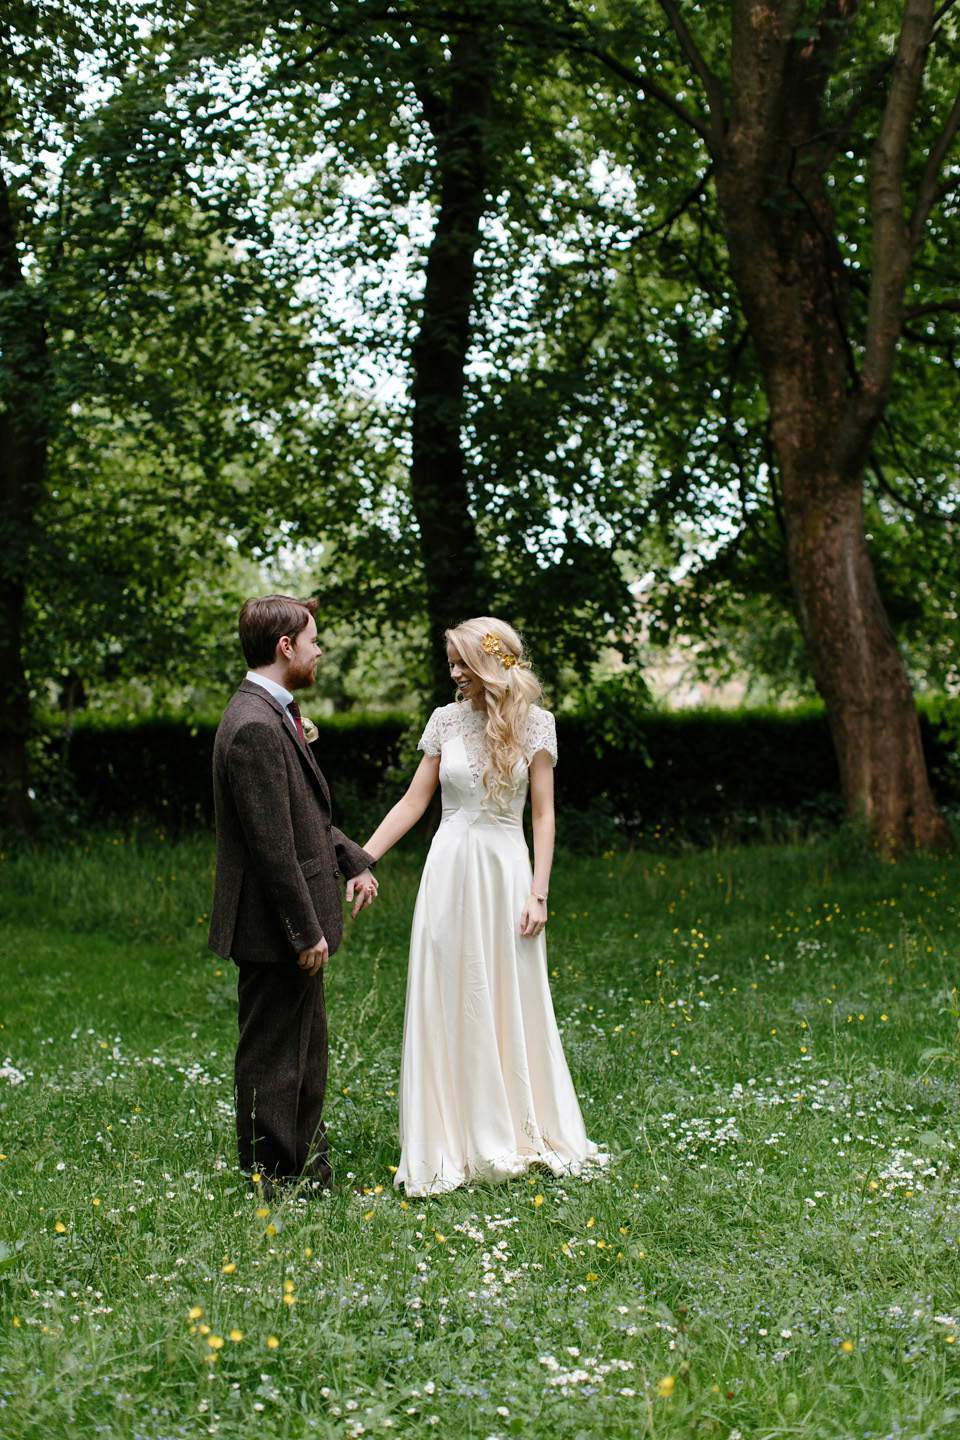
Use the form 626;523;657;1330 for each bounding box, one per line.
237;680;332;808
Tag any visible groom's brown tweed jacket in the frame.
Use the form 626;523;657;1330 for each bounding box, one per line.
208;679;374;964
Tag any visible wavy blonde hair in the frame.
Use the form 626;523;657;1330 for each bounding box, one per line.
445;616;544;811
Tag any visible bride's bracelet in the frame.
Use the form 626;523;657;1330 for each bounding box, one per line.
531;891;548;903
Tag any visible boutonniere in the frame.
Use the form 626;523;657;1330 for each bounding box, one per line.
301;715;319;745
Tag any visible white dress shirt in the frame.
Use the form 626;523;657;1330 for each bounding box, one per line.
246;671;301;742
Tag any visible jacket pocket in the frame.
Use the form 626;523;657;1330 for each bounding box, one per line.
299;854;326;880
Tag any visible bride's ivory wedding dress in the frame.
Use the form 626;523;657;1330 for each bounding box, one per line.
394;701;607;1197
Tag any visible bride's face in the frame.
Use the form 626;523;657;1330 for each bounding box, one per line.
447;643;484;707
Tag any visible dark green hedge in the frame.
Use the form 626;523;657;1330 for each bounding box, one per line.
59;713;411;837
45;704;960;848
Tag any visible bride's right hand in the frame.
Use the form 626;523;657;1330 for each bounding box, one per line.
519;895;547;938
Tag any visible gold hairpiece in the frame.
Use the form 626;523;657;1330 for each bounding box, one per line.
482;632;519;669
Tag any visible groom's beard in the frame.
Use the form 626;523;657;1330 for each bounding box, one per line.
286;658;317;690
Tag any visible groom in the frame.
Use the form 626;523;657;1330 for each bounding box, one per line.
208;595;378;1196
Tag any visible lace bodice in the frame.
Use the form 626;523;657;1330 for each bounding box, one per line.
419;702;557;783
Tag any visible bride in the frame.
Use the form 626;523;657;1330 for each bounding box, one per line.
363;616;606;1197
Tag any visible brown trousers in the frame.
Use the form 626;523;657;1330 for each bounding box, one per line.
235;962;331;1187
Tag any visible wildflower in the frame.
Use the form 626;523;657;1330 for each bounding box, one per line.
229;1329;243;1342
207;1335;224;1350
54;1221;67;1234
92;1198;100;1206
222;1261;236;1274
658;1375;675;1397
266;1224;277;1236
256;1207;270;1219
586;1271;599;1282
841;1340;854;1353
188;1307;203;1320
267;1336;279;1349
534;1195;544;1207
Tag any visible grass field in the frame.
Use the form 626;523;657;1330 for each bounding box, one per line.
2;830;960;1439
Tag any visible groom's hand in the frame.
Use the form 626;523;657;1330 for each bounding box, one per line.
298;937;329;975
346;868;378;917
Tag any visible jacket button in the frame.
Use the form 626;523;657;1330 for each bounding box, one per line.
326;823;332;833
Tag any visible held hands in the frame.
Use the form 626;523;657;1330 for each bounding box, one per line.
345;867;379;918
519;894;548;938
298;936;329;975
300;871;378;975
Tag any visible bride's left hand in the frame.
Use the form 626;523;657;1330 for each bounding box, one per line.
519;895;547;938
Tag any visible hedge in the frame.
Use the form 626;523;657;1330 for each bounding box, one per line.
42;703;960;849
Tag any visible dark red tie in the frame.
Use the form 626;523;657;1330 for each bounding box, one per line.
287;700;306;744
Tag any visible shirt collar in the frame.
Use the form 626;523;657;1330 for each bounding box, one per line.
245;671;294;708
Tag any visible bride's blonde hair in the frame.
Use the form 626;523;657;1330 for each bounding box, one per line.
445;616;543;811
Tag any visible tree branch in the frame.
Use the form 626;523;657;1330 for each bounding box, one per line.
657;0;726;147
903;297;960;319
869;450;957;522
909;85;960;238
577;39;714;146
847;0;934;458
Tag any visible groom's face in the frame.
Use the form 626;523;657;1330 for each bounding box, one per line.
284;618;321;690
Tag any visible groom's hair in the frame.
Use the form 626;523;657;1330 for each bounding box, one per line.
238;595;319;668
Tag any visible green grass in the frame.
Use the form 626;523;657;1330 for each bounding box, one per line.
2;830;960;1438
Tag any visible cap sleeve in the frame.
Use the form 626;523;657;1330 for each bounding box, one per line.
418;707;444;757
525;707;557;766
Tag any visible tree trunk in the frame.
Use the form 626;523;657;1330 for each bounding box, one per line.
0;169;47;835
706;0;953;849
409;29;494;704
720;212;950;847
779;460;950;848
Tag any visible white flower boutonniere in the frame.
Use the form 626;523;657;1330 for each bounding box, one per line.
301;715;319;745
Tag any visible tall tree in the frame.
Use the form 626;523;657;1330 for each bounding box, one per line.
406;23;496;699
0;0;315;827
558;0;960;846
204;0;651;700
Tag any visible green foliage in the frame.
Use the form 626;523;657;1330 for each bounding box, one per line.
5;0;960;790
565;0;960;692
4;837;960;1436
2;0;330;717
